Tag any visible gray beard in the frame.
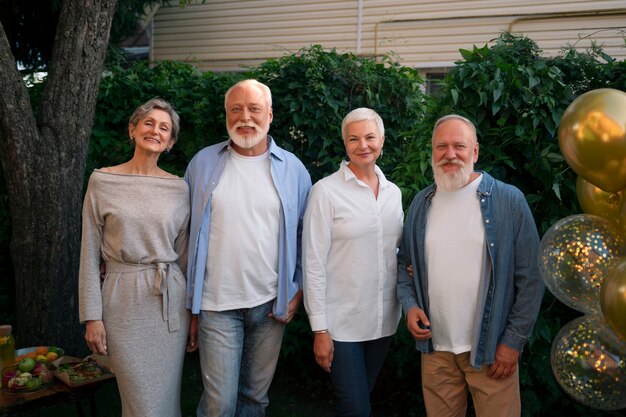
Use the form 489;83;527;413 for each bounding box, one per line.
433;161;472;191
228;126;269;150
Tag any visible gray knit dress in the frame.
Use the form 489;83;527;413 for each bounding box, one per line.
78;169;191;417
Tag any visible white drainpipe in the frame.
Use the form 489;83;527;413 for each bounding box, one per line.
356;0;363;54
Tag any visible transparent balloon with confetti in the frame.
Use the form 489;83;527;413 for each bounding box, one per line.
551;314;626;410
538;214;626;314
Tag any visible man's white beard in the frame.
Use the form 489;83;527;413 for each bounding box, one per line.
433;158;473;191
228;122;269;150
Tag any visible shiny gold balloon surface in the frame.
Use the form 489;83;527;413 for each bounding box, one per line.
576;176;623;222
601;257;626;342
539;214;626;313
551;315;626;410
559;88;626;193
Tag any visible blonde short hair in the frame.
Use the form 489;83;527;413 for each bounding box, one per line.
341;108;385;141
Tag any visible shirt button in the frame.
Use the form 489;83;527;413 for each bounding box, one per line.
485;219;490;223
490;243;494;247
481;199;485;202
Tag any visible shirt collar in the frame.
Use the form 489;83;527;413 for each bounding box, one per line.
340;160;389;188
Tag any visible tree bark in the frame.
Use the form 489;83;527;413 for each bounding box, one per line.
0;0;117;354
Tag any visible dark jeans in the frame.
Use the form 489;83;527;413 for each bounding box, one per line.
330;336;394;417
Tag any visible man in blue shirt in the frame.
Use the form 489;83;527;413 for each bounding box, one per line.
185;79;312;417
397;114;544;417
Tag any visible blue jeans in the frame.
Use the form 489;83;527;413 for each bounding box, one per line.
196;300;286;417
330;336;393;417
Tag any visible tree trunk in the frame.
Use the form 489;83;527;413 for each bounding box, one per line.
0;0;117;354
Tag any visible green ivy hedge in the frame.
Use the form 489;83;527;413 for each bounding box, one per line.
89;45;427;185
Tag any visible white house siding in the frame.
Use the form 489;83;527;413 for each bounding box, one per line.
152;1;358;71
151;0;626;72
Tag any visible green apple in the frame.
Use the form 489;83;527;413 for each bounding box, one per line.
25;376;41;390
18;357;36;373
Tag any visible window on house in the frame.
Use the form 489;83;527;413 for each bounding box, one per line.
425;72;447;96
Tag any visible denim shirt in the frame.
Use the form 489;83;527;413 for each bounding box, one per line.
184;137;312;319
396;171;544;368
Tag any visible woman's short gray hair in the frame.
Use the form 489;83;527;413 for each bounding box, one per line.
341;108;385;141
129;98;181;142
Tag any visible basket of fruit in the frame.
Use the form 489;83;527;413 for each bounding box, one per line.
1;361;54;394
1;346;63;394
13;346;64;364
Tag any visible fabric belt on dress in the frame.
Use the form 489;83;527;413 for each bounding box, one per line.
105;260;181;332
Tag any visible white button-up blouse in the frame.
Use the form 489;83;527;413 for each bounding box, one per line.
303;160;403;342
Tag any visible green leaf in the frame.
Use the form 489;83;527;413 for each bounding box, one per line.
546;152;564;162
552;182;561;199
451;89;459;104
459;48;473;61
491;100;501;115
493;87;502;103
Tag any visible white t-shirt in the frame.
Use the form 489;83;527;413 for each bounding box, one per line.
425;174;485;353
303;161;403;342
201;149;280;311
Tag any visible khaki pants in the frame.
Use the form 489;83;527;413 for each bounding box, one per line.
421;351;520;417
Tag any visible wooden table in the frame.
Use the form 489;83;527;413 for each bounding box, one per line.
0;376;115;417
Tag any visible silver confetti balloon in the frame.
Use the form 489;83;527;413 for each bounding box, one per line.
539;214;626;313
551;315;626;410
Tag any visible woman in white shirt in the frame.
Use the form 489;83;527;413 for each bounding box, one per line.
303;108;403;417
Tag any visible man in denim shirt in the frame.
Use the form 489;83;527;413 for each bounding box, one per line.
397;114;544;417
185;79;311;417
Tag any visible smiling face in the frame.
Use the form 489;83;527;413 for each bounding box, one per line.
431;117;479;191
225;82;273;155
344;119;384;172
128;109;173;154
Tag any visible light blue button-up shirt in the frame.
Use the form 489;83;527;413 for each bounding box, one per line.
396;171;544;367
184;137;312;320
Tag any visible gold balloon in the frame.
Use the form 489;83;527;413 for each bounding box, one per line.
559;88;626;193
619;192;626;237
576;176;623;222
601;257;626;341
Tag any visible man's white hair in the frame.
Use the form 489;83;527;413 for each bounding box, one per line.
224;79;273;109
432;114;477;143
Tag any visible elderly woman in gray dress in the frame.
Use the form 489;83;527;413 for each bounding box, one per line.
78;98;195;417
